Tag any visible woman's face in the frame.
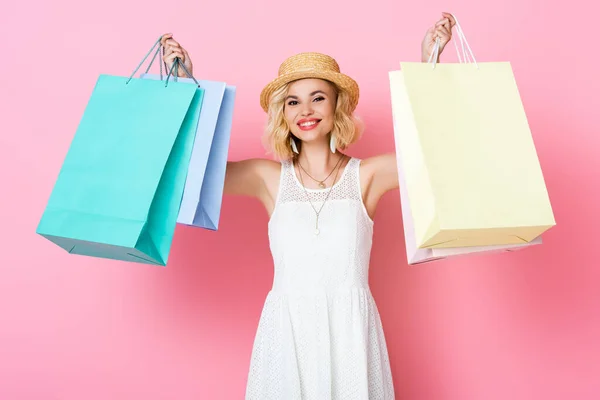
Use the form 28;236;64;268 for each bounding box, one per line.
284;78;337;144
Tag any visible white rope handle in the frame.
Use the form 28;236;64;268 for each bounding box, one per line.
453;14;477;65
428;13;478;69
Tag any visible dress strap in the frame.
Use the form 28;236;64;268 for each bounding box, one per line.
272;159;292;208
280;158;294;185
347;157;362;192
350;157;373;222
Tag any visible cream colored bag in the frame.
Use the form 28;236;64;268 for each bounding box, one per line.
389;15;555;251
395;118;542;264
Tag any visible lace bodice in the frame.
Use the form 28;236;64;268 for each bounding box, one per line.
267;157;374;293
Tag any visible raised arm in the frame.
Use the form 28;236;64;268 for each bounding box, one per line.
224;159;281;215
224;159;279;197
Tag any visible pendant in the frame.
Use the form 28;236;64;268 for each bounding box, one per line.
315;228;320;236
318;181;326;188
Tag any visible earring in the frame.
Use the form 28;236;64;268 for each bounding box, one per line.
290;137;299;154
330;133;337;153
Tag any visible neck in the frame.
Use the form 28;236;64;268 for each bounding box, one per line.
296;139;342;175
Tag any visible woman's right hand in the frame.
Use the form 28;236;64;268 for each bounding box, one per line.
160;33;194;78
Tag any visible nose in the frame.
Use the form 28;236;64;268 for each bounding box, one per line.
300;102;314;116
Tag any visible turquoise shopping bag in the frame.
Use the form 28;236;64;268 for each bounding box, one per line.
37;38;205;266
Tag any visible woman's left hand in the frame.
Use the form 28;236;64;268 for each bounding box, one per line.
421;12;456;63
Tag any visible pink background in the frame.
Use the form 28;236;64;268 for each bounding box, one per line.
1;0;599;398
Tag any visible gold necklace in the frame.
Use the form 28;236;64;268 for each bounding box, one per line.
297;154;343;188
296;156;344;236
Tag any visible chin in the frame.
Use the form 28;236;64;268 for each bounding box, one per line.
292;123;333;143
293;130;326;143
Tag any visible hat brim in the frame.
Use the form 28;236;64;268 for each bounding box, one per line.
260;70;359;112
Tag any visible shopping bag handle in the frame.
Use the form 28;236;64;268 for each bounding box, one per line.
125;36;199;87
145;40;199;87
428;14;478;69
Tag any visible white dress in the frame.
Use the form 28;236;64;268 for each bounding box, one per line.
245;157;395;400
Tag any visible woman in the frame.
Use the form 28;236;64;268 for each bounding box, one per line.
162;12;455;399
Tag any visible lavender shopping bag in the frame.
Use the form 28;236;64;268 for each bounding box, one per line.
141;73;235;230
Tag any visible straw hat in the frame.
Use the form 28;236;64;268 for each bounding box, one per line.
260;52;359;112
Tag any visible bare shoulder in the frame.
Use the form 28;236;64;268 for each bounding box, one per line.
257;158;282;182
245;158;281;187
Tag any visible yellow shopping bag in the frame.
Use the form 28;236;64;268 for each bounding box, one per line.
389;16;555;249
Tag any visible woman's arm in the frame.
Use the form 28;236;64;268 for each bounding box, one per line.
224;159;281;216
224;159;279;198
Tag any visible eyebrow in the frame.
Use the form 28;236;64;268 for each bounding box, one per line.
285;90;327;101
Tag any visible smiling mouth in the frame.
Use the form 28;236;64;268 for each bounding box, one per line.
298;120;321;128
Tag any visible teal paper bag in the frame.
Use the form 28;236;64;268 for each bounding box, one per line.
37;73;204;266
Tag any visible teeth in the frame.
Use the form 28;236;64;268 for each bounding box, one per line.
300;121;317;127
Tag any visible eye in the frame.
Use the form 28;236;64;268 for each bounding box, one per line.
287;100;298;106
313;96;325;102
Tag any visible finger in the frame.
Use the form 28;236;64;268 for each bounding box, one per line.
163;47;184;61
436;25;451;37
435;19;451;36
170;49;185;59
441;12;456;27
164;53;182;65
163;45;175;56
443;19;451;32
160;33;173;46
435;17;450;29
164;39;181;48
163;50;184;64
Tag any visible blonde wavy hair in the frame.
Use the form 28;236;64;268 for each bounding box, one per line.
262;80;364;160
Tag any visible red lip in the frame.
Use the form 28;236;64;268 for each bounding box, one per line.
298;118;320;124
297;118;321;131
